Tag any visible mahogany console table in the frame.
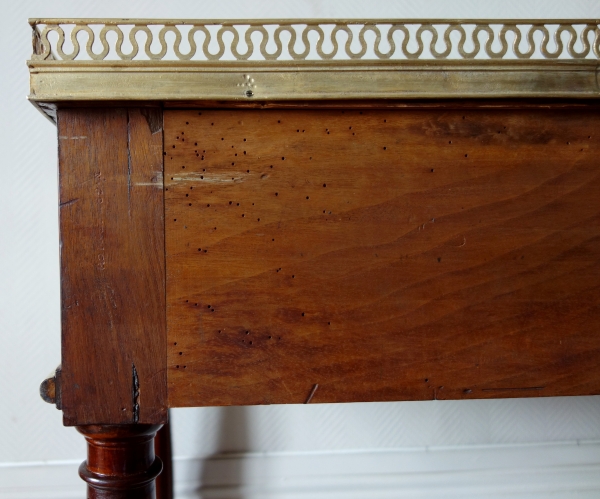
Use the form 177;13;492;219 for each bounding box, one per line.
29;18;600;498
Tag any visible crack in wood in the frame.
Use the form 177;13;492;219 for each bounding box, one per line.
132;363;140;423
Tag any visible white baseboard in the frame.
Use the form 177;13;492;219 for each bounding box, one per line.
0;459;84;499
2;441;600;499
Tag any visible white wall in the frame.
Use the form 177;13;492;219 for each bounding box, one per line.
2;1;600;498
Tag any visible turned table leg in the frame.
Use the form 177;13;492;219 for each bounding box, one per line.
77;425;163;499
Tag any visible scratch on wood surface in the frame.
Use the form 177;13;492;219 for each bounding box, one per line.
127;112;132;217
305;383;319;404
482;386;545;392
100;282;117;336
172;172;244;183
104;284;118;310
134;182;164;187
418;218;436;231
58;136;87;140
59;198;79;208
281;380;293;398
94;172;107;273
135;171;164;187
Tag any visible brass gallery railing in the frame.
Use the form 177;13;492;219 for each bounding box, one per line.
30;19;600;61
27;19;600;112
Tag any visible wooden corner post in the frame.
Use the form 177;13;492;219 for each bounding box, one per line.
56;107;167;497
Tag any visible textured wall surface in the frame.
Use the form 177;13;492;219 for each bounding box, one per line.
2;1;600;498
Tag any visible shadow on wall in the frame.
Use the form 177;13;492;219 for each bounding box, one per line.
199;406;250;496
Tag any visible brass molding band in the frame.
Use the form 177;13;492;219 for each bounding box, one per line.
28;61;599;102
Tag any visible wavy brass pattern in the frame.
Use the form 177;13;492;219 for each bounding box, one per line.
30;19;600;62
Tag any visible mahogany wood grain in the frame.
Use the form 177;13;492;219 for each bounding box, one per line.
77;424;163;499
165;107;600;407
58;108;166;425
